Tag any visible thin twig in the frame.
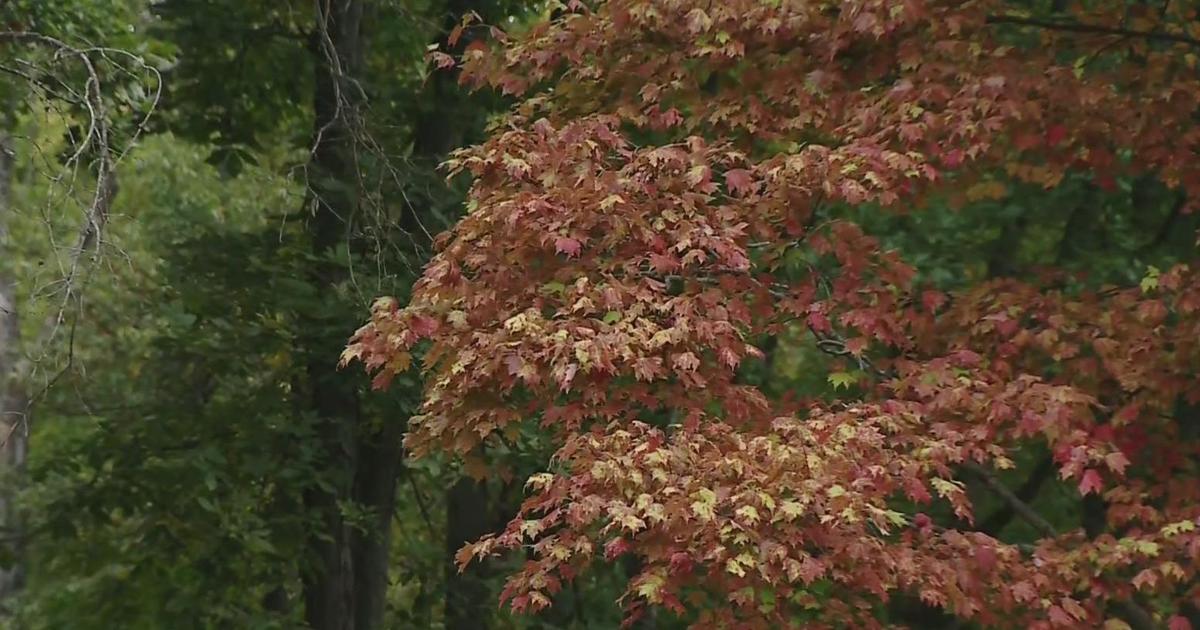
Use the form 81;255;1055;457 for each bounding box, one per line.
0;30;159;442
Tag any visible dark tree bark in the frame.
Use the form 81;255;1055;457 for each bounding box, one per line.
445;477;491;630
300;1;365;629
350;419;403;628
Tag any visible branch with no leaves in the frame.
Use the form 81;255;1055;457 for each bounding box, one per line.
986;14;1200;48
0;30;161;439
963;462;1056;537
963;462;1157;630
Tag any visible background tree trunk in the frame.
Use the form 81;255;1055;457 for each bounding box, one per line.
445;477;491;630
0;132;27;610
300;1;365;628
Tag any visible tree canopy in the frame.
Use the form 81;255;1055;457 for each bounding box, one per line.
346;1;1200;628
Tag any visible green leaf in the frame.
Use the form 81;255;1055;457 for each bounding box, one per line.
1140;266;1160;293
602;310;621;324
540;281;567;295
828;371;858;390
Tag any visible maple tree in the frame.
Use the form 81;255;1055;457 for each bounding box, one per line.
346;1;1200;628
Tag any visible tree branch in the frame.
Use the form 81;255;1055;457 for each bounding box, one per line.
986;14;1200;48
977;456;1055;535
963;462;1057;537
964;462;1157;630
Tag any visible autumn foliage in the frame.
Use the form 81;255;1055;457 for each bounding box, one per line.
345;1;1200;627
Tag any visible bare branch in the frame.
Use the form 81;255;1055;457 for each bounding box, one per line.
986;14;1200;48
0;30;160;438
963;462;1057;537
963;462;1157;630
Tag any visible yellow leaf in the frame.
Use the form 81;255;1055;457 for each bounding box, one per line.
1163;520;1196;537
636;573;665;602
725;557;745;577
779;500;805;521
691;488;717;521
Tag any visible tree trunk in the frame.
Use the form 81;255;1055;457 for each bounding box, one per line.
350;420;402;628
300;1;365;628
445;477;491;630
0;133;27;610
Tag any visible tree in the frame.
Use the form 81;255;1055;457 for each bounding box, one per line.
10;0;527;627
0;1;158;608
348;1;1200;628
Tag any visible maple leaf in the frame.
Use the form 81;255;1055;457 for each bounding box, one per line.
1060;597;1087;621
797;556;825;584
1104;451;1130;475
410;314;440;338
649;252;680;273
724;169;755;196
554;236;582;257
1045;124;1068;147
604;537;631;560
1131;568;1157;591
1078;469;1104;496
672;352;700;372
1168;616;1193;630
1010;581;1036;603
635;573;666;603
429;51;456;70
974;543;997;573
668;551;693;575
1047;605;1074;627
778;500;804;521
632;357;664;381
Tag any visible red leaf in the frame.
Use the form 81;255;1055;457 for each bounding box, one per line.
1014;132;1042;151
555;236;582;257
668;551;693;575
604;537;630;559
410;314;440;338
950;349;982;367
1060;597;1086;621
1168;615;1193;630
724;169;755;196
429;51;456;69
1078;469;1103;496
1045;124;1068;147
505;354;523;376
717;346;741;369
448;24;465;47
797;556;825;584
921;289;947;312
1132;568;1157;591
1104;451;1130;476
974;544;997;572
1010;581;1036;603
807;310;831;334
633;357;664;381
1047;605;1073;627
649;252;680;273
